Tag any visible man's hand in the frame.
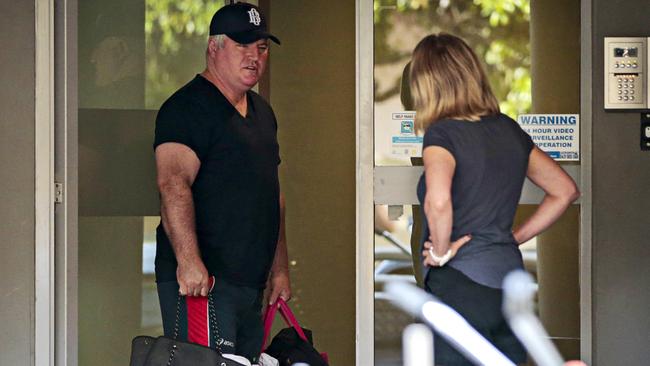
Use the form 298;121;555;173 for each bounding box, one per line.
267;270;291;305
176;258;210;297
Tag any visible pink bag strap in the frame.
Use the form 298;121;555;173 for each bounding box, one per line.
277;299;308;340
261;302;278;349
261;298;308;352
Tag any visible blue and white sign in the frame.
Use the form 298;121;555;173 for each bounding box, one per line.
517;114;580;161
390;111;422;158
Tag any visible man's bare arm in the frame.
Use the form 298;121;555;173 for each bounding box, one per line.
268;191;291;304
156;142;210;297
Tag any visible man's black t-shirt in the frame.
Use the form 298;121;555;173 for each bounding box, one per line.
416;113;534;288
154;75;280;288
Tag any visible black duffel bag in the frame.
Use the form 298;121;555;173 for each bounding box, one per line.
265;326;328;366
261;299;329;366
130;335;243;366
130;289;244;366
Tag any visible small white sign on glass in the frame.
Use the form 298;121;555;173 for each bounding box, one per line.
390;111;422;158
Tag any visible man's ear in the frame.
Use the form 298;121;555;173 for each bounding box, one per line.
207;37;218;55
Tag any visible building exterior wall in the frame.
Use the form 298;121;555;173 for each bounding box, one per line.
270;2;356;365
591;0;650;364
0;0;36;365
530;0;581;358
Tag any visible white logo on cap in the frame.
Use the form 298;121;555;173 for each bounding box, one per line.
247;8;261;26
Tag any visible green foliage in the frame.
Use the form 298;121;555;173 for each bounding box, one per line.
144;0;530;116
145;0;224;108
474;0;530;26
374;0;531;117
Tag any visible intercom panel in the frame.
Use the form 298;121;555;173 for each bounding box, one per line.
604;37;649;109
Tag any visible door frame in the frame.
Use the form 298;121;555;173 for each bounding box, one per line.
355;1;375;365
35;0;56;364
35;0;79;365
579;0;593;362
54;0;79;365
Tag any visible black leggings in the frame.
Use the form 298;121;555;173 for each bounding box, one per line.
425;266;527;365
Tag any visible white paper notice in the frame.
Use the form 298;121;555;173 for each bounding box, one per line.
390;111;422;158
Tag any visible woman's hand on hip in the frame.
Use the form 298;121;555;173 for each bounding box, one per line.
422;234;471;267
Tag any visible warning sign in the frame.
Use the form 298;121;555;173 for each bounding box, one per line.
517;114;579;161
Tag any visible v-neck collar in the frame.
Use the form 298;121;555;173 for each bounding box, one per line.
196;74;255;119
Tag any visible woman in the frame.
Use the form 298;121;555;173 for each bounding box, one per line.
411;33;579;365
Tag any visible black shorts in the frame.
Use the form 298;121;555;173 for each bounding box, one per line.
425;266;527;365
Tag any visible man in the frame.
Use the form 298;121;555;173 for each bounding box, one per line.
153;3;290;363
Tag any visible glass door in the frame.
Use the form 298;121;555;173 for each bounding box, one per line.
76;1;238;364
358;0;581;364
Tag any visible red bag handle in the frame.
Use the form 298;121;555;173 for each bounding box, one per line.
185;276;216;347
261;298;308;352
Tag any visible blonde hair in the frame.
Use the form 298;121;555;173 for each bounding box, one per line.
410;33;499;131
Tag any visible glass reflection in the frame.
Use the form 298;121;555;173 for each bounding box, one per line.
373;0;531;166
78;1;233;365
374;205;414;365
373;1;532;364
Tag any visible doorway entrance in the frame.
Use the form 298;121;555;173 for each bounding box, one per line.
358;0;582;364
46;0;586;364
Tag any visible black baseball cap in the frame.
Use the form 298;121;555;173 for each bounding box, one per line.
209;2;280;45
